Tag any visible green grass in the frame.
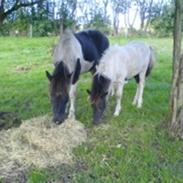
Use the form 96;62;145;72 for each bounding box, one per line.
0;36;183;183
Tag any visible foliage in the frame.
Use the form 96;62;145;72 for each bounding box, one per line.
86;8;111;34
58;0;77;29
0;1;58;36
111;0;131;35
0;0;175;37
0;0;44;25
150;1;175;37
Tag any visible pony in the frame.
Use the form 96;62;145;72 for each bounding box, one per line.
87;42;155;124
46;29;109;124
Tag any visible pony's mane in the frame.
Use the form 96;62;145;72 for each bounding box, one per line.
91;74;111;102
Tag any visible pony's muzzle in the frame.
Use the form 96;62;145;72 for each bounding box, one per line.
53;115;65;124
93;115;103;125
93;119;101;125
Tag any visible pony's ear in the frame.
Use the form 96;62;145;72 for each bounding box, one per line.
57;61;65;73
95;65;99;71
86;89;91;95
102;91;108;97
72;58;81;84
45;71;52;81
67;72;73;79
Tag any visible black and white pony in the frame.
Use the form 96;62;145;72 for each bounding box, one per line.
46;29;109;124
87;42;155;124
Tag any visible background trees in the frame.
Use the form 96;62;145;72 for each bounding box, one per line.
150;0;175;37
0;0;179;36
0;0;44;25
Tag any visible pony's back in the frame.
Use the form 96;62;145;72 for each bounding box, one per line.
53;29;83;70
75;30;109;63
97;42;154;81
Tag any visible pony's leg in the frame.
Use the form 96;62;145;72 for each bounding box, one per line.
132;84;140;106
137;73;145;108
110;85;115;96
68;83;77;120
114;82;124;116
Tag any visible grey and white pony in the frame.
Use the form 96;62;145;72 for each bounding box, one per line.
46;29;109;124
87;42;155;124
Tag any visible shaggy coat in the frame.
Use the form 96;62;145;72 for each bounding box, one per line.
89;42;155;123
46;29;109;123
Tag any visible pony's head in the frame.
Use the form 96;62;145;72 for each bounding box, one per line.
87;74;110;124
46;61;72;124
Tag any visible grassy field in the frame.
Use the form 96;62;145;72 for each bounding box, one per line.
0;36;183;183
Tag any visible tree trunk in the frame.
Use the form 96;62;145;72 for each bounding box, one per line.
0;0;43;26
0;12;6;25
170;0;183;139
113;13;119;35
28;24;33;38
144;0;154;32
140;15;145;31
170;55;183;139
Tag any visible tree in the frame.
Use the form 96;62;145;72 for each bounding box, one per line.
170;0;183;139
150;1;175;37
134;0;155;32
57;0;77;32
0;0;44;25
124;3;138;31
0;0;58;36
31;0;57;36
102;0;109;23
111;0;130;35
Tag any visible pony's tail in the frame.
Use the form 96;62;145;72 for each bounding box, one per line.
146;46;155;77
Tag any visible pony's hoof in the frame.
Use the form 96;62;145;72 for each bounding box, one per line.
113;112;120;116
132;100;138;106
137;104;142;108
54;120;64;125
68;114;75;120
132;102;136;106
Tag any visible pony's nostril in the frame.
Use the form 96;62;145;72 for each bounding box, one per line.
55;120;61;125
93;118;102;125
53;116;65;124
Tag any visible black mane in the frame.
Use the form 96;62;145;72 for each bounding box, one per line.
74;30;109;67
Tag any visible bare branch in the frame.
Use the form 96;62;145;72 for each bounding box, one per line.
4;0;43;17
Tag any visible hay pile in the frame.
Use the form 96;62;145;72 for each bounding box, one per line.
0;115;87;179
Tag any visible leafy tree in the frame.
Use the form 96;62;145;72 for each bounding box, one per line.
0;0;44;25
57;0;77;32
0;0;58;36
88;9;110;34
111;0;130;35
77;0;110;33
31;1;57;36
150;1;175;37
134;0;155;31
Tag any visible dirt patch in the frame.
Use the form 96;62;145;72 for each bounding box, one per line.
0;112;22;130
15;65;32;72
0;115;87;180
14;63;40;73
